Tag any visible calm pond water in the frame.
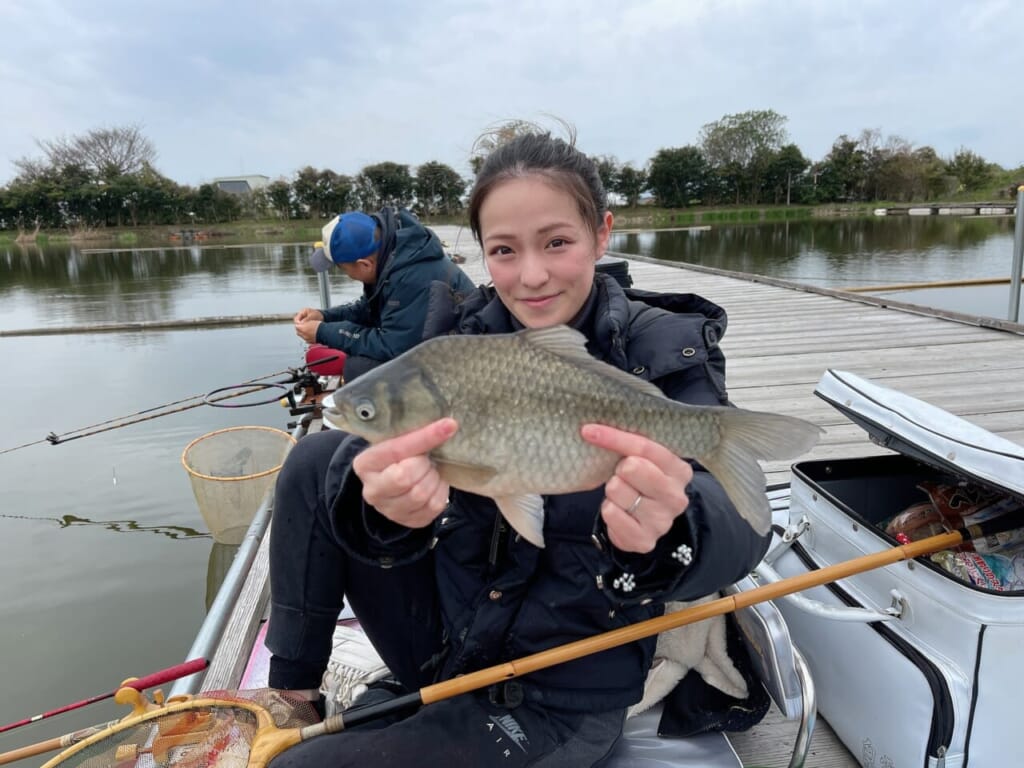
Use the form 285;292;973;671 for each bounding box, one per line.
609;214;1023;322
0;215;1020;765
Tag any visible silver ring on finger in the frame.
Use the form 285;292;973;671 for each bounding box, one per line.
626;494;643;516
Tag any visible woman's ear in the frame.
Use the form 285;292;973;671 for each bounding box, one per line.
595;210;614;257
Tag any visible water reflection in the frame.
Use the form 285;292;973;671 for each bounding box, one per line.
206;540;241;610
610;215;1017;288
0;240;363;330
1;215;1018;330
0;243;305;289
0;511;209;539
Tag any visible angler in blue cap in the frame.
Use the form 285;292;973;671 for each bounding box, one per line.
295;208;475;381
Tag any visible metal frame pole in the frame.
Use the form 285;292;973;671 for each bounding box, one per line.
1010;186;1024;322
315;240;332;310
318;272;331;311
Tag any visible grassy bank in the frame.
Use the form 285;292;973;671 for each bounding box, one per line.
3;205;859;245
609;204;854;229
3;196;1013;245
3;220;324;246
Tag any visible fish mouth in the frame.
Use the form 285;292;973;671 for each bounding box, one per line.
320;393;349;431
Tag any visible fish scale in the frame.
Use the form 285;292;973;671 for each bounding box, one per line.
324;325;821;546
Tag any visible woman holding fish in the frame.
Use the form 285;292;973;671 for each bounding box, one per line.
266;129;818;767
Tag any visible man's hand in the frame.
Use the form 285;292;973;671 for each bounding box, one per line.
294;308;324;344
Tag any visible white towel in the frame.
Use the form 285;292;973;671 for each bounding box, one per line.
627;595;749;718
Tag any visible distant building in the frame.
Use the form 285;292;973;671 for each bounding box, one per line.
211;175;271;195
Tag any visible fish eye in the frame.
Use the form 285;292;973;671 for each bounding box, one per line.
354;399;376;421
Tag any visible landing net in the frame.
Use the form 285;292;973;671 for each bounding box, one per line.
43;690;318;768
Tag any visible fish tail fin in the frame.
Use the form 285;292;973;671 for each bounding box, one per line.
700;410;822;536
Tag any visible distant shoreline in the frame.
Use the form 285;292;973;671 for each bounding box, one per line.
1;201;1013;246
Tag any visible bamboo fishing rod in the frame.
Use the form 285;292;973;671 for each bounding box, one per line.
34;515;1013;768
316;523;976;733
0;720;120;767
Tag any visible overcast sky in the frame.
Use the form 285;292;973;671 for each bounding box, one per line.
2;0;1021;187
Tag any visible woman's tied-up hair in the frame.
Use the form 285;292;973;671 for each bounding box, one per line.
468;122;608;244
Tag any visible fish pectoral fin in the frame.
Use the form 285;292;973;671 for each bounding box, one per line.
494;494;546;549
434;458;499;489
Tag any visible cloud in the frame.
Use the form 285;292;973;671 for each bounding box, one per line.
2;0;1022;187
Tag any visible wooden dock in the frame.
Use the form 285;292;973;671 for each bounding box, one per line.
872;202;1017;216
204;226;1024;767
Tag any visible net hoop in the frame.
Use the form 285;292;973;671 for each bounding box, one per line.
180;427;297;483
40;695;278;768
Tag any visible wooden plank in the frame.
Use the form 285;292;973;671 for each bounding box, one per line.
722;314;990;336
724;332;998;359
730;705;859;768
731;366;1024;398
732;385;1024;423
204;524;272;690
728;339;1022;382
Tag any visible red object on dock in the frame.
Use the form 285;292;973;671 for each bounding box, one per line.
306;344;346;376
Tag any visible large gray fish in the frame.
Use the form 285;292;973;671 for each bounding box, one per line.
324;325;821;547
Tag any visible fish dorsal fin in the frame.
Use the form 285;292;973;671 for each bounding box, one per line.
520;325;668;399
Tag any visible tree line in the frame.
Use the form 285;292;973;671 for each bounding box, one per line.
1;114;1018;233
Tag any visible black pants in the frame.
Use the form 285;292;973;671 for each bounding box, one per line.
265;430;625;767
267;429;442;691
269;688;625;768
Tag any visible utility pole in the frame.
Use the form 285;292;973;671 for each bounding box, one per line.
1009;186;1024;322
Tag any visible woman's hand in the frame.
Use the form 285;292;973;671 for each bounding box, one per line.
352;418;458;529
293;308;324;343
581;424;693;554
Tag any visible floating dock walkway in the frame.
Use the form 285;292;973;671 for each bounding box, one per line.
873;202;1017;216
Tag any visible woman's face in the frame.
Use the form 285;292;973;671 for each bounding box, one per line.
478;175;612;329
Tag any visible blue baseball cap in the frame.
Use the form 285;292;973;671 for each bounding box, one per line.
309;212;380;272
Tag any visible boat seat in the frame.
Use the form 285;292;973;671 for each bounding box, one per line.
607;576;816;768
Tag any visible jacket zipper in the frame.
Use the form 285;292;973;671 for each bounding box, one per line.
488;514;507;570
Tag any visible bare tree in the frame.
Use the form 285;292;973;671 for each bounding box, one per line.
11;156;50;182
31;124;157;177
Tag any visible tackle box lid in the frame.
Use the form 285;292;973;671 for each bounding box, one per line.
814;369;1024;499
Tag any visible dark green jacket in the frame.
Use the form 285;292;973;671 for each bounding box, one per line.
316;208;474;360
